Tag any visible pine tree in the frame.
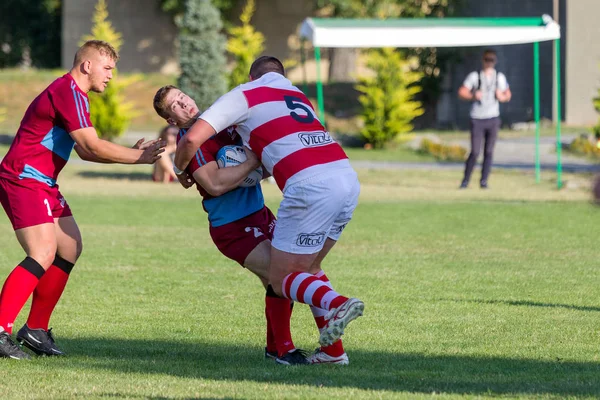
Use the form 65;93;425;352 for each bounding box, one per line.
81;0;123;51
226;0;265;90
177;0;227;111
356;48;424;149
80;0;138;140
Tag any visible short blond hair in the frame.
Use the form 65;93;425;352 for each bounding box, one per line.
73;40;119;67
153;85;178;120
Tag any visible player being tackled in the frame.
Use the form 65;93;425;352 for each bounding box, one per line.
154;86;312;365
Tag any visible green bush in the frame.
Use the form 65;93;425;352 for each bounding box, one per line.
356;48;424;149
80;0;139;140
594;85;600;140
178;0;227;111
569;135;600;159
226;0;265;90
418;138;467;162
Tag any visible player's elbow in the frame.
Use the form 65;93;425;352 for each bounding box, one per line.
205;184;226;197
197;176;226;196
79;151;94;162
77;138;103;157
180;133;196;148
74;145;91;161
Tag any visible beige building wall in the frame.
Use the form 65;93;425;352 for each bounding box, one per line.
251;0;312;61
62;0;310;74
565;0;600;126
62;0;178;73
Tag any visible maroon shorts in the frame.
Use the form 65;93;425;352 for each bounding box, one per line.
209;206;276;266
0;178;73;230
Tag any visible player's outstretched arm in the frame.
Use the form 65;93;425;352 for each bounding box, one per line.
70;127;166;164
174;119;216;171
74;138;164;163
192;154;261;197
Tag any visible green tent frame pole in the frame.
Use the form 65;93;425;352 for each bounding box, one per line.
300;39;308;95
555;38;562;189
314;46;326;125
534;41;541;183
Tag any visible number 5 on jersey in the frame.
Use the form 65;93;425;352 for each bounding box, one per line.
284;96;315;124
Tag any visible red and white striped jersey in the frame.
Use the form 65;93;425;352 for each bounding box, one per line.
199;72;351;191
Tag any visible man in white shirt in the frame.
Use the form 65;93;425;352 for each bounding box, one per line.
458;49;512;189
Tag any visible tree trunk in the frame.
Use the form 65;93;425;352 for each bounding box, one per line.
328;48;357;83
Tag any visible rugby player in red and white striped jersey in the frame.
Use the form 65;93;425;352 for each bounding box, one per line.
174;56;364;357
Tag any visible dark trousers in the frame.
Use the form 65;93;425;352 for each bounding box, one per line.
462;117;501;185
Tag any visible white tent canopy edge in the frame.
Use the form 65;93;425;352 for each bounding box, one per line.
298;15;563;187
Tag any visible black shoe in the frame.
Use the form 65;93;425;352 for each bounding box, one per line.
0;331;30;359
480;182;488;189
459;181;468;189
17;325;65;356
275;349;309;365
265;347;277;360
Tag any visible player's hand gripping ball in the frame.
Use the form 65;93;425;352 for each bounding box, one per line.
216;145;263;187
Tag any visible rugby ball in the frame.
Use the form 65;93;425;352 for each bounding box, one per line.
216;145;263;187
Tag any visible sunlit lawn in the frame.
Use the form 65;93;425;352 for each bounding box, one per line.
0;161;597;399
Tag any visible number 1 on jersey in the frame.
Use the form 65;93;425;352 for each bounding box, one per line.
43;198;52;217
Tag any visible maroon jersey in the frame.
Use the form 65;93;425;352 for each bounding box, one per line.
0;74;92;187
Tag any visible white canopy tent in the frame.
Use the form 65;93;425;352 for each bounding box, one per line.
299;15;563;186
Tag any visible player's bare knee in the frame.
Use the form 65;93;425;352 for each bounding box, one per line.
74;238;83;261
308;261;322;275
270;281;284;297
268;271;285;296
29;245;58;270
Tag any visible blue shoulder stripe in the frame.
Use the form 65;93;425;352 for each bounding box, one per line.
70;83;85;128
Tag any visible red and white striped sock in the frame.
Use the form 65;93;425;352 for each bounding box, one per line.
310;271;345;357
282;272;348;310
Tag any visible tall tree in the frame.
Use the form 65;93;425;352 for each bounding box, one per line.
177;0;227;111
226;0;265;90
357;48;424;148
160;0;237;24
80;0;138;140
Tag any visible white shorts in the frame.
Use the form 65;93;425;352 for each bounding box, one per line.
272;168;360;254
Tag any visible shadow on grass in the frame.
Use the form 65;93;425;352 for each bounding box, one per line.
79;395;228;400
76;171;152;181
56;337;600;397
80;395;230;400
0;134;15;145
443;298;600;313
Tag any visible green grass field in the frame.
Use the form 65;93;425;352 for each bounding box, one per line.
0;161;598;399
